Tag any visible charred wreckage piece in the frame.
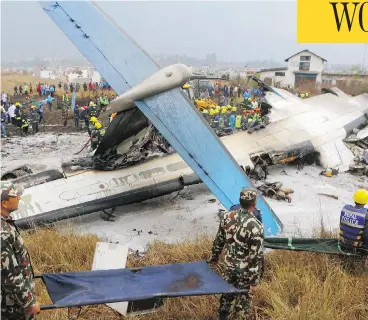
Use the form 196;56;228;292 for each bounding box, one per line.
242;141;318;181
344;124;368;176
257;182;294;203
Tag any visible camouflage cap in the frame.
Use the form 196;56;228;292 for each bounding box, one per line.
240;187;258;201
1;182;23;200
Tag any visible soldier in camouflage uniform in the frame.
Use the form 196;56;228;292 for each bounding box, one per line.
209;187;264;320
1;182;40;319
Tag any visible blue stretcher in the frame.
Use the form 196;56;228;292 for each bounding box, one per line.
38;261;246;310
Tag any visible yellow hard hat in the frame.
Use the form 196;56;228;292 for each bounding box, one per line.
248;98;252;101
90;116;98;123
89;101;96;107
95;122;102;129
31;105;37;109
15;102;21;106
231;106;237;112
353;189;368;205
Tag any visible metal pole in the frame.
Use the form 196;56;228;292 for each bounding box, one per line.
362;44;367;74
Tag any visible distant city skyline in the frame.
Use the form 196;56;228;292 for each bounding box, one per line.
1;1;367;68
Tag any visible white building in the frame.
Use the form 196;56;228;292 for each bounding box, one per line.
67;73;81;83
39;69;55;80
91;71;101;84
259;50;327;88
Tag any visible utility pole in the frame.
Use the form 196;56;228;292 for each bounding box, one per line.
362;44;367;74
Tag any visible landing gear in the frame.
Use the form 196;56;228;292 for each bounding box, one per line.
100;207;117;221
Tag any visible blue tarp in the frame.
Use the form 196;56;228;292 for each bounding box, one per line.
41;261;244;309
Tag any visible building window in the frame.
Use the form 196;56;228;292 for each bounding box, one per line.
300;56;311;61
299;62;310;71
275;72;285;76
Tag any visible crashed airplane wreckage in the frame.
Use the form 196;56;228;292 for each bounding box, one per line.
5;1;368;236
7;1;285;235
8;78;367;231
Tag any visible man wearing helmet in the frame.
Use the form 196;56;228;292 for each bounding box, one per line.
89;117;105;150
339;189;368;253
209;187;264;320
1;182;40;319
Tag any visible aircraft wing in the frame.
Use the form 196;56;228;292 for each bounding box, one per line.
38;1;282;235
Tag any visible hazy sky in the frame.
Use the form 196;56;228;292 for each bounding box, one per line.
1;0;367;66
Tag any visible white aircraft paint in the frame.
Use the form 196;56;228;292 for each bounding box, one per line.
91;242;129;316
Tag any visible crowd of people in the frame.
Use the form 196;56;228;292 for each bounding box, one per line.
11;83;56;97
196;84;268;135
297;90;312;99
73;100;107;151
1;100;44;137
0;87;111;139
58;80;112;93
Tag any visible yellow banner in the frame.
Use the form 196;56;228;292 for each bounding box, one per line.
297;0;368;43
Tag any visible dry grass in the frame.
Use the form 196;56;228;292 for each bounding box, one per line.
0;74;62;94
22;228;368;320
53;89;118;103
1;74;118;102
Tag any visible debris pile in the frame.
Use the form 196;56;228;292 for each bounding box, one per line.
257;182;294;202
344;125;368;176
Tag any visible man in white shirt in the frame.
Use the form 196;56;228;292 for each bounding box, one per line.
1;92;7;108
8;104;16;124
251;100;258;109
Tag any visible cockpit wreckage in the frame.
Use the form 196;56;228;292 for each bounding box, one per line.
2;1;367;236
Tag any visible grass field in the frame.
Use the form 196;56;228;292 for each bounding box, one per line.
0;74;62;95
22;228;368;320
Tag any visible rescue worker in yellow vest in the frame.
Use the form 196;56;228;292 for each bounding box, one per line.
202;108;210;123
14;103;29;135
225;106;232;126
98;96;108;112
90;121;105;150
245;113;255;132
88;116;98;136
339;189;368;254
241;110;248;130
88;101;98;118
208;108;216;127
62;92;69;106
100;96;109;112
235;114;242;130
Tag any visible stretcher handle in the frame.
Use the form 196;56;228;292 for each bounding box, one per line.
34;275;59;311
40;304;59;310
